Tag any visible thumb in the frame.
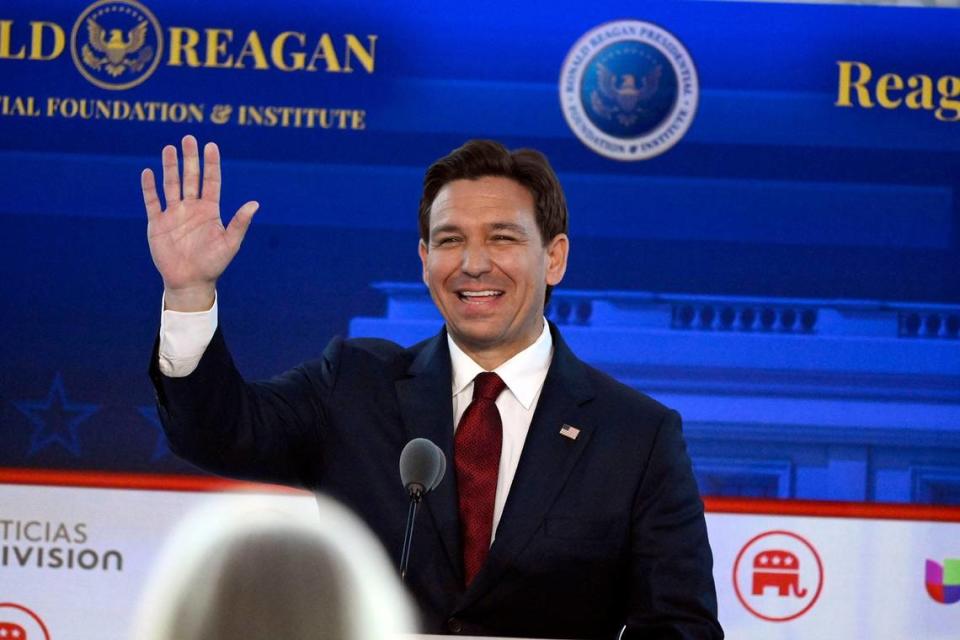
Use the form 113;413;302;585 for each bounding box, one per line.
225;200;259;250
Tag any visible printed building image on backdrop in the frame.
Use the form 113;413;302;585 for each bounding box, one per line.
0;0;958;638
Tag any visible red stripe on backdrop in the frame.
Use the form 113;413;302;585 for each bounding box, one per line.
0;467;306;495
3;468;960;521
704;496;960;522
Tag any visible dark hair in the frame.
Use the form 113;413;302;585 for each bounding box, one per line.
419;140;568;244
418;140;569;303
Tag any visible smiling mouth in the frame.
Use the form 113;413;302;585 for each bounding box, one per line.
457;290;504;303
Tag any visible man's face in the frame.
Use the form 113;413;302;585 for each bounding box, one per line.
419;176;568;368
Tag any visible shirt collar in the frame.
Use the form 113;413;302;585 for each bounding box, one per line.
447;320;554;410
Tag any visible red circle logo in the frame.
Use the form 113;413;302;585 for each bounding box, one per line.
732;530;824;622
0;603;51;640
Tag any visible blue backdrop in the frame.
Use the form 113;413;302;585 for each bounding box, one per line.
1;0;958;504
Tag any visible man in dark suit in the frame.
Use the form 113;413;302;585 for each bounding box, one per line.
143;136;722;639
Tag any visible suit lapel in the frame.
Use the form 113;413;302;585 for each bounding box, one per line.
395;330;464;583
461;324;596;605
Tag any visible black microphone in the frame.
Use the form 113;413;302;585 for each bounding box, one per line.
398;438;446;581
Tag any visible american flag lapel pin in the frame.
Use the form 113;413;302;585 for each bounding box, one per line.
559;424;581;440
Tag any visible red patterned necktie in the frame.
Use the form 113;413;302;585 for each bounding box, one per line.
455;371;506;586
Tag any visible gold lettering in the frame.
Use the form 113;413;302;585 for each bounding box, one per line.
351;109;365;129
306;34;341;72
264;106;278;126
233;105;367;129
168;27;201;67
234;31;269;69
835;60;873;108
204;28;234;68
834;61;960;122
168;103;186;122
0;95;40;117
342;34;376;73
0;20;26;59
161;27;377;74
905;74;934;110
935;76;960;122
239;105;261;125
61;98;80;117
114;100;131;119
875;73;903;109
28;21;64;60
41;98;206;123
271;31;306;71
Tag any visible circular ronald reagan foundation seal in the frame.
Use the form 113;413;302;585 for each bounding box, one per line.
70;0;164;91
559;20;698;161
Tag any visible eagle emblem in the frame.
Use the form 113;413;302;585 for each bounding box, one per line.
81;17;154;78
590;63;663;127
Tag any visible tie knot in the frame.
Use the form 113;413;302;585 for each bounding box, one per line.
472;372;506;402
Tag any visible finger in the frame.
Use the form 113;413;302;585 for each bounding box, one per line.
201;141;221;203
181;135;200;199
161;144;180;208
141;169;161;220
225;201;260;251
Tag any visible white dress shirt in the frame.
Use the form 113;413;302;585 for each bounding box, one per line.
447;322;552;542
157;293;220;377
158;296;554;541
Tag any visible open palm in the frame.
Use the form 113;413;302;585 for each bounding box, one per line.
142;135;258;309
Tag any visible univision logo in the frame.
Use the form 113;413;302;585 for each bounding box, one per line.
925;558;960;605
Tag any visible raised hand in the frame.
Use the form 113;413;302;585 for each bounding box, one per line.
142;135;259;311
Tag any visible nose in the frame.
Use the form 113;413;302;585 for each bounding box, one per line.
460;241;492;277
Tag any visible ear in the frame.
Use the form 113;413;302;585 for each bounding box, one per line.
418;239;430;287
544;233;569;286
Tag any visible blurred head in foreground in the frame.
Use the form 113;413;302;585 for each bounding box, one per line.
131;493;418;640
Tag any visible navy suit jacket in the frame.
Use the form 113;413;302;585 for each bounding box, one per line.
150;323;721;639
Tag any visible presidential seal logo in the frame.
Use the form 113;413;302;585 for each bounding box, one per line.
559;20;698;161
70;0;163;91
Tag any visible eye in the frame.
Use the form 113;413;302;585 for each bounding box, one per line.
491;234;517;242
434;236;462;247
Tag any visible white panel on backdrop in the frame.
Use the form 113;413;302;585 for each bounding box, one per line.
710;514;959;639
0;484;316;640
2;483;959;640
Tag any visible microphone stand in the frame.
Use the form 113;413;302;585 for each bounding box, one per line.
399;484;424;582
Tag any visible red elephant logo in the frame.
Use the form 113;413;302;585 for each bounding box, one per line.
0;602;51;640
0;621;28;638
734;530;823;622
752;549;808;597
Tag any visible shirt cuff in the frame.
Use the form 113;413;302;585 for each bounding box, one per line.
158;292;218;378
